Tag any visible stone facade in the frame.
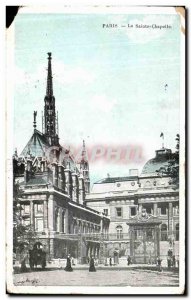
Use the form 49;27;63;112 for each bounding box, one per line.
85;148;179;261
13;53;109;263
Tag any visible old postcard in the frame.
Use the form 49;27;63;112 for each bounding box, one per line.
6;5;185;295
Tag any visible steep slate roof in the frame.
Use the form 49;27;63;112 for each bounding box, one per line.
20;129;79;173
20;130;49;158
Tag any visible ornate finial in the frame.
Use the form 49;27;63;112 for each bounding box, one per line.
33;111;37;130
46;52;53;97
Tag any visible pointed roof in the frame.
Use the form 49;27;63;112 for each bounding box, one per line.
20;130;49;158
80;140;88;163
46;52;53;97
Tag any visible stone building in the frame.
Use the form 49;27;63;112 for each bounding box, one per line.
13;53;109;262
85;147;179;262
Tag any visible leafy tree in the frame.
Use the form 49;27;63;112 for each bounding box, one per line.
13;165;36;253
157;134;179;189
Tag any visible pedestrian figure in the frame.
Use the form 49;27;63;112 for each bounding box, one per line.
109;257;112;266
167;256;171;269
64;254;73;272
172;255;176;267
89;256;96;272
20;248;27;272
156;257;162;272
168;248;173;258
127;255;131;266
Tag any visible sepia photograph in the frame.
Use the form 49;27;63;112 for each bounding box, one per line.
6;5;186;295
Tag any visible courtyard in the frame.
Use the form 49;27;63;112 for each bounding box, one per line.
13;268;179;287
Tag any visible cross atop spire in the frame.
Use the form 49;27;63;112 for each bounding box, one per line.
46;52;53;97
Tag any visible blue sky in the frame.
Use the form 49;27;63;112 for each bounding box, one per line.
14;12;181;184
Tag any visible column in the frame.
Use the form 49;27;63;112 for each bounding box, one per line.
153;203;158;216
129;227;134;262
168;202;173;235
72;173;78;202
49;238;54;260
48;195;54;231
64;169;71;197
77;233;82;264
30;201;34;229
58;165;63;190
52;163;58;187
79;176;85;205
59;207;62;232
156;226;160;258
64;209;69;233
138;203;142;213
61;209;65;233
43;200;48;231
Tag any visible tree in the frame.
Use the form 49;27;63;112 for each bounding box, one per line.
13;164;36;253
157;134;179;189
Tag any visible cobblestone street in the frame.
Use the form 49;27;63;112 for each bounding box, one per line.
13;268;179;287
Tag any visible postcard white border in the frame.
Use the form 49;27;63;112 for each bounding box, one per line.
5;4;186;295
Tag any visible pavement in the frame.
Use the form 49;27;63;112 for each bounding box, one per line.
13;268;179;287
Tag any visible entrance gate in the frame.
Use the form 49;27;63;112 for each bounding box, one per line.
127;209;161;264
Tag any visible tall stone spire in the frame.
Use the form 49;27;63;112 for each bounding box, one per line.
79;140;90;193
46;52;53;96
44;52;59;146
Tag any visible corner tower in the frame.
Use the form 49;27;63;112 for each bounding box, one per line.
44;52;59;146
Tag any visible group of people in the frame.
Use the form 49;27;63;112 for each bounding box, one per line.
167;248;179;268
64;255;96;272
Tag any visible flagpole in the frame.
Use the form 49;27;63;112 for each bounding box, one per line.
160;133;164;149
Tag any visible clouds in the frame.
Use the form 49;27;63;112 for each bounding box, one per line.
15;60;95;88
